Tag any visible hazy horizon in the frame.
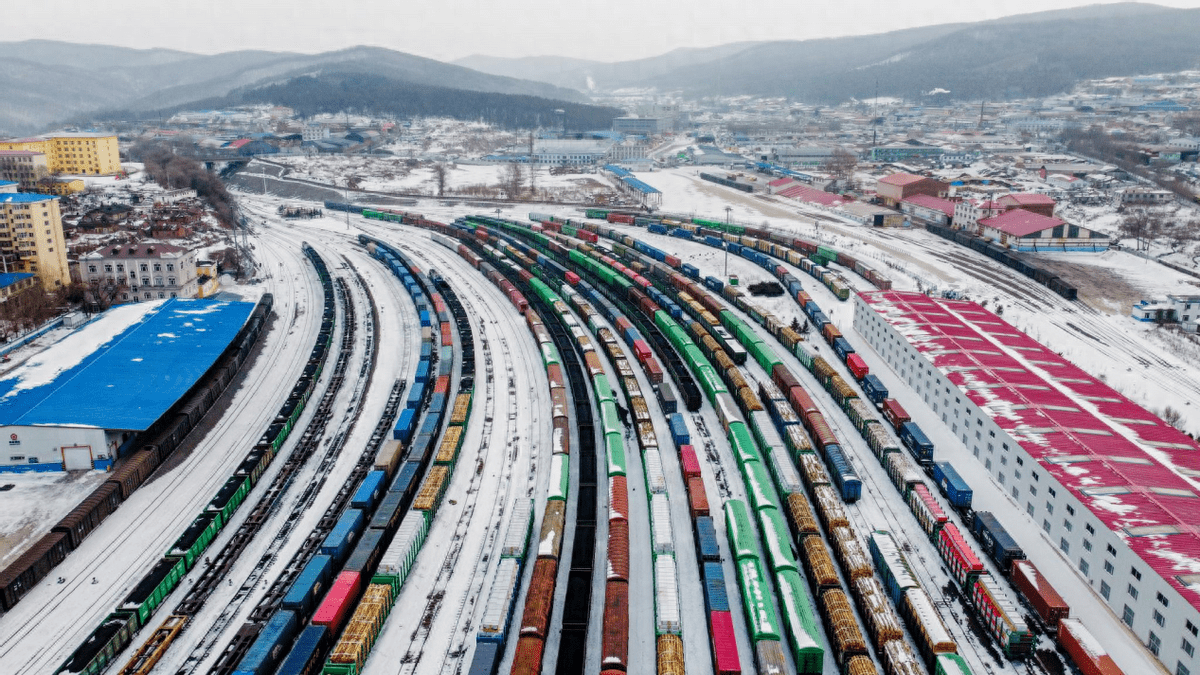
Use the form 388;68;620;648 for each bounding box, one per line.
5;0;1200;64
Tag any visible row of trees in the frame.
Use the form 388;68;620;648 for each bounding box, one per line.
1119;209;1199;252
126;141;239;228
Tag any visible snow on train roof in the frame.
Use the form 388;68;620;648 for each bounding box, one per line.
860;290;1200;607
0;298;255;431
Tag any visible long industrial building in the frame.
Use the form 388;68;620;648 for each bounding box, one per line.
854;290;1200;675
0;298;257;472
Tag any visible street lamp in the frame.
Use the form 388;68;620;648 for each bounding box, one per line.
724;206;732;278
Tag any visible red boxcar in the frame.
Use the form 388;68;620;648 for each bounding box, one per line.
609;476;628;522
688;477;710;518
846;354;869;380
312;570;362;633
511;635;546;675
565;271;581;285
644;359;664;384
1012;560;1070;627
546;363;565;388
579;230;600;243
937;524;984;586
519;558;557;638
788;386;818;418
882;399;911;431
805;412;837;451
614;316;634;334
796;290;813;307
680;445;701;480
710;610;742;675
772;363;800;395
1058;618;1124;675
552;417;569;455
664;254;681;269
601;579;629;671
632;339;653;363
607;519;630;582
550;387;569;419
607;213;635;224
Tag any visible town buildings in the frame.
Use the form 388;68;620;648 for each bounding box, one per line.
0;193;70;288
80;242;200;303
0;132;120;176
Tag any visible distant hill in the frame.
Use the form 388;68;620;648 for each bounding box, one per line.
460;3;1200;102
0;41;590;135
115;72;623;132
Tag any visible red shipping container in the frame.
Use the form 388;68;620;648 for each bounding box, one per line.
882;399;911;431
821;323;842;344
434;376;450;395
846;354;869;380
601;579;629;671
1057;618;1124;675
772;363;799;394
440;324;453;346
665;254;681;268
607;519;630;582
312;570;362;633
680;445;701;480
615;317;634;333
520;558;558;638
788;386;817;417
937;524;984;586
644;359;664;384
709;610;742;675
510;635;546;675
609;476;629;523
1012;560;1070;627
565;271;581;285
796;291;813;307
688;477;710;518
475;227;488;240
632;339;653;363
579;230;600;243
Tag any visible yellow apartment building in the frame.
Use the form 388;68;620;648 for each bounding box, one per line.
0;132;121;176
0;193;70;288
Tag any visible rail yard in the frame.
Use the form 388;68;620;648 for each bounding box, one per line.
0;178;1194;675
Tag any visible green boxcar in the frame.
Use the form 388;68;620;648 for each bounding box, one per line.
121;556;186;625
600;399;622;437
936;653;974;675
593;373;613;403
55;610;140;675
695;366;727;400
758;507;797;574
606;431;627;477
736;557;781;642
586;209;610;219
793;343;815;370
724;500;758;561
742;460;781;513
728;422;762;465
748;340;782;373
775;569;825;675
539;341;560;368
207;473;251;524
169;511;221;570
548;454;570;502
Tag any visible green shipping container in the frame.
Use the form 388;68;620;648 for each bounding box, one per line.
737;557;781;642
606;431;627;477
724;500;758;561
727;422;762;465
775;570;825;674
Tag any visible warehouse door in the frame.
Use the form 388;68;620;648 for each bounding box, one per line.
62;445;93;471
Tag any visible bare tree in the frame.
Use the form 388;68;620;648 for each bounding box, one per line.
1163;406;1184;430
432;164;449;197
821;148;859;189
503;162;525;200
1120;209;1158;251
528;164;537;200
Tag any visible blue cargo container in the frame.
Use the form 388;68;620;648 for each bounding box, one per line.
696;516;721;562
467;641;501;675
428;392;447;416
394;409;417;442
651;248;666;262
804;300;820;319
419;310;431;327
624;326;642;345
932;461;973;510
235;609;299;675
648;224;668;235
419;412;440;437
682;263;700;279
825;445;862;502
405;383;425;410
728;243;743;255
672;229;694;240
345;529;386;574
281;555;332;614
420;342;433;359
369;490;405;531
276;625;328;675
831;336;855;361
899;421;934;464
702;562;730;613
811;311;830;331
320;509;365;563
861;374;889;406
972;511;1025;573
704;276;724;292
440;345;453;362
667;301;684;320
655;383;677;414
414;360;431;384
704;235;724;247
391;461;422;496
667;413;689;446
351;470;387;510
410;432;435;463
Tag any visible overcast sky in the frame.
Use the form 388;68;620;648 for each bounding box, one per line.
8;0;1200;62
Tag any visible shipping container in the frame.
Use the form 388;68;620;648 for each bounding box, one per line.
937;524;985;587
1011;560;1069;627
275;625;328;675
312;571;362;634
501;499;534;559
882;399;911;430
478;557;522;642
1057;618;1124;675
972;511;1025;573
688;477;710;519
709;610;742;675
696;517;721;562
932;461;973;510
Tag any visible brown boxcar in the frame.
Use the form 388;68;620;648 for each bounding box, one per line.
54;482;123;549
1011;560;1070;628
601;579;629;671
519;558;557;639
510;635;546;675
1057;618;1124;675
687;477;710;519
106;450;161;500
538;500;566;561
0;531;70;610
607;519;630;582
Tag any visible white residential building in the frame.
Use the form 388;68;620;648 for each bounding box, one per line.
81;242;199;303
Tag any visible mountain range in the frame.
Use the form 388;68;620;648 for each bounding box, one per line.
2;3;1200;136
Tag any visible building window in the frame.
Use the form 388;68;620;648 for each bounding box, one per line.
1066;504;1075;516
104;264;113;272
1180;662;1191;675
1028;503;1035;516
1060;537;1069;553
154;263;161;271
1107;544;1117;556
1101;581;1111;599
1122;605;1134;626
1032;472;1039;482
1132;567;1143;581
1105;560;1114;574
167;263;174;271
1030;486;1037;496
985;458;992;469
1188;620;1199;637
1157;592;1170;607
1150;632;1161;656
1012;487;1020;499
1049;487;1057;497
1043;520;1051;533
1086;524;1095;535
1129;584;1139;600
1046;502;1054;514
1083;539;1092;552
1155;610;1166;627
1064;520;1073;532
168;277;175;286
88;265;97;273
1079;559;1089;575
1183;639;1195;658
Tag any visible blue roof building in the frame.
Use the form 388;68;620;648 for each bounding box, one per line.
0;298;256;472
0;180;17;193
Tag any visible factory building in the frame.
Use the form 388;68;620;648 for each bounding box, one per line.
854;291;1200;675
0;298;256;472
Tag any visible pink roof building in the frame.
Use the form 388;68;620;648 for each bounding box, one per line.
777;184;844;206
999;192;1056;217
875;172;948;206
978;209;1066;238
899;194;956;226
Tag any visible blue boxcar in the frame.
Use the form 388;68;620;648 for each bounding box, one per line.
667;413;689;446
419;412;440;437
320;509;365;563
648;223;668;234
695;516;721;562
414;360;430;384
369;490;405;531
727;243;743;255
672;229;694;240
428;392;447;416
704;276;724;292
391;461;422;496
405;384;425;410
861;374;889;406
972;511;1025;573
811;311;830;331
804;300;820;319
624;326;642;345
704;235;724;247
351;470;387;510
467;641;501;675
235;609;299;675
393;409;416;442
275;625;328;675
831;336;855;361
825;445;862;502
282;555;332;615
899;421;934;464
933;461;973;510
702;562;730;613
410;432;435;463
344;528;386;574
655;383;677;414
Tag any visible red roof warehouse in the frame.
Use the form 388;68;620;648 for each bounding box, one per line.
854;290;1200;673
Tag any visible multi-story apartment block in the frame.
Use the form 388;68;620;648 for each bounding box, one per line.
0;150;49;189
80;242;199;303
0;193;70;288
0;132;120;176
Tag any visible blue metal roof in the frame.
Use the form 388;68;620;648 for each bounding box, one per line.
0;298;255;430
0;180;16;187
621;175;661;194
0;273;32;289
0;193;57;204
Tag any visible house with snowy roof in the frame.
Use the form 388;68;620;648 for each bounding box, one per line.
977;209;1106;252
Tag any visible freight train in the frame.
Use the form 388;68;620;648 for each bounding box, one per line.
925;224;1078;300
